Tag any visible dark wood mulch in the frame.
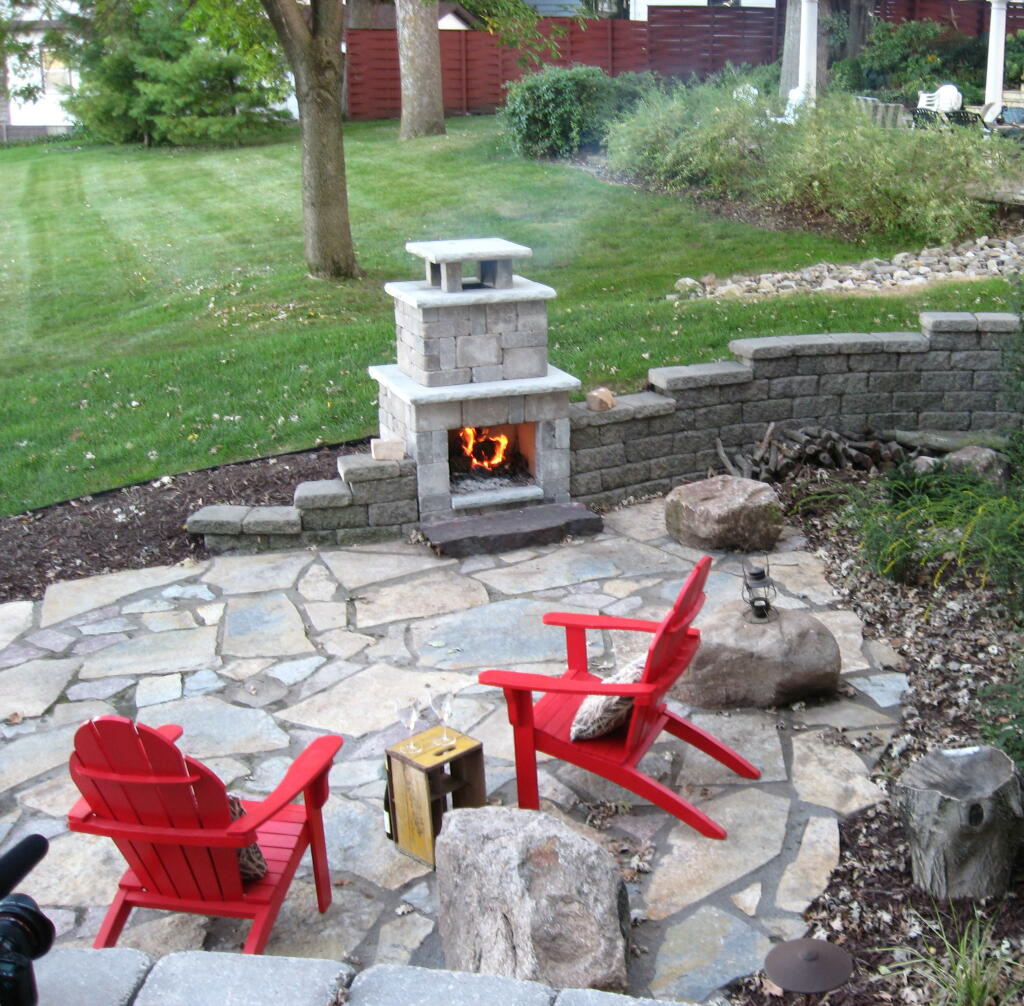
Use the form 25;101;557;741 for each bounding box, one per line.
0;440;367;605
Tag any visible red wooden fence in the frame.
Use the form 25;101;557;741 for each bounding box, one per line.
873;0;1024;33
345;3;1019;122
347;18;654;121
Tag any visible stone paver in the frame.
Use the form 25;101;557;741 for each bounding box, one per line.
776;815;841;912
650;905;772;1002
0;657;80;719
644;790;790;919
0;503;906;1002
41;565;200;627
354;568;489;628
223;593;312;657
0;599;35;649
132;951;353;1006
79;626;218;679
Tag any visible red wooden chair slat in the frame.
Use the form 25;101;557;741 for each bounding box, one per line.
68;716;342;953
479;556;760;840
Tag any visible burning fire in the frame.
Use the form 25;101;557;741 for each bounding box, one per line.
459;426;509;471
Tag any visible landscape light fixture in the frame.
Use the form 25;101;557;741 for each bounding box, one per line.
764;937;853;1004
742;560;777;622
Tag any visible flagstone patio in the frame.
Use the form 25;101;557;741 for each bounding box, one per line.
0;500;905;1003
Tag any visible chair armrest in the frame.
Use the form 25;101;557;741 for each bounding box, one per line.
542;612;662;633
155;724;184;743
479;668;655;699
234;735;343;831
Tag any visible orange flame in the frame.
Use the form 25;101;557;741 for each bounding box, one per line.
460;426;509;470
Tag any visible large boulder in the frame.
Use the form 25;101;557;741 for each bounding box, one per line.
435;807;629;991
944;446;1009;487
665;476;783;552
674;601;840;709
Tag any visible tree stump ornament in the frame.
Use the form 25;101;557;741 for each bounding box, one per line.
894;746;1023;899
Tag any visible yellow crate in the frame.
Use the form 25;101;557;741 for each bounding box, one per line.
385;726;485;867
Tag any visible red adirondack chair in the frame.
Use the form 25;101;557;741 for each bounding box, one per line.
67;716;342;954
479;556;760;839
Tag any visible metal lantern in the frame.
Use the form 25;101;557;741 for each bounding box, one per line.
742;562;777;622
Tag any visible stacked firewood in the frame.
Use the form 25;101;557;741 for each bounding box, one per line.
715;423;906;483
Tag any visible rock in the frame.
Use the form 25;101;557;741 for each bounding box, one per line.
674;277;704;298
675;601;839;708
910;455;941;474
435;807;629;992
944;446;1009;485
586;387;617;411
371;438;406;461
665;476;783;552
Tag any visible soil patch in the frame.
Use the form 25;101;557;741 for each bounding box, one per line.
0;441;365;605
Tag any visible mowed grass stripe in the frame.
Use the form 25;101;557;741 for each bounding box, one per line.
0;116;1013;516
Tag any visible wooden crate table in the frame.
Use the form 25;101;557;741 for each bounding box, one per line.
385;726;485;867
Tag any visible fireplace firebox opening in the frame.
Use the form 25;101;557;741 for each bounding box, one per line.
448;423;536;495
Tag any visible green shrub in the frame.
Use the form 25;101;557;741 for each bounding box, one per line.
879;910;1023;1006
980;657;1024;771
60;0;288;147
856;20;986;104
606;82;1014;244
500;64;660;158
841;456;1024;603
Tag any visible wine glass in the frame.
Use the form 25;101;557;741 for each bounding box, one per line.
430;690;455;744
394;698;422;754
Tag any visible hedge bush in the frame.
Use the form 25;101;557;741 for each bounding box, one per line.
500;65;661;158
605;79;1016;244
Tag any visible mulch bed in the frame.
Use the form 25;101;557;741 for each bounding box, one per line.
0;440;366;605
2;457;1023;1003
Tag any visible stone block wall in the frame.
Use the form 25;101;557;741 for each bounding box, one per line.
571;311;1021;509
188;456;420;553
188;311;1021;550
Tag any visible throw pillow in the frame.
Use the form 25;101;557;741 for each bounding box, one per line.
227;794;268;883
569;657;646;741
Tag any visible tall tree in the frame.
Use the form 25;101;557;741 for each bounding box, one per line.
1;1;55;105
396;0;444;139
196;0;357;279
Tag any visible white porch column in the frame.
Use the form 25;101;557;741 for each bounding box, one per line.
986;0;1009;107
798;0;819;100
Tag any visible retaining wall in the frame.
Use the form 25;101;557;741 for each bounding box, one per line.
187;311;1022;550
38;950;690;1006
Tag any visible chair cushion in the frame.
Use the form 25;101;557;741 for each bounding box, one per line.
569;657;645;741
227;794;268;882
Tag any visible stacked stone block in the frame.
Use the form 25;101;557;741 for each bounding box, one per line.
188;309;1021;549
572;312;1020;509
392;297;550;388
187;456;418;553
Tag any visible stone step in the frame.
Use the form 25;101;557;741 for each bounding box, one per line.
422;503;602;557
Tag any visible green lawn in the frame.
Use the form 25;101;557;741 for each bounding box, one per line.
0;115;1013;516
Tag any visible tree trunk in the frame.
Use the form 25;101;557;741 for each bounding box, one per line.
779;0;801;98
817;0;831;94
845;0;870;59
894;746;1024;900
396;0;445;140
294;51;358;279
261;0;358;279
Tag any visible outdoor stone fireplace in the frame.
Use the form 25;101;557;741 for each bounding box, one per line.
370;239;579;521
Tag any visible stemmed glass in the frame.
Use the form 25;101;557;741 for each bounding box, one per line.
394;698;423;754
430;690;455;744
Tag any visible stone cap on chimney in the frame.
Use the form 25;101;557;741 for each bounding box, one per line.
405;237;534;292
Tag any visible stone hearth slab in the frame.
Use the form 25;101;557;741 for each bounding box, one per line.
423;504;603;557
